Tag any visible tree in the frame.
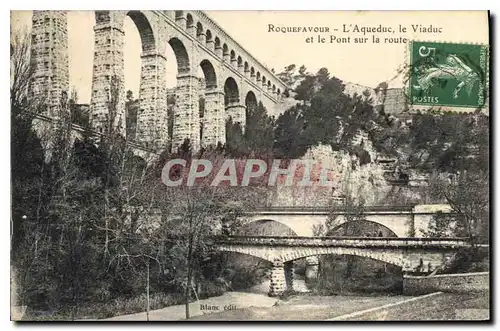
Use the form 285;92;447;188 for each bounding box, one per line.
427;170;489;246
225;102;274;158
151;148;265;319
11;29;34;108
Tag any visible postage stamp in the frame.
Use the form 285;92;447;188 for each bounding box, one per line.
409;41;489;108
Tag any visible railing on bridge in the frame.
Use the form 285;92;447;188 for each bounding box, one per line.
212;235;471;248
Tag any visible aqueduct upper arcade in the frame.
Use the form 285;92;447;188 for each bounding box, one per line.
89;10;287;151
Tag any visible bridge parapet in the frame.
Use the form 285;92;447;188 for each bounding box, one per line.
213;236;470;248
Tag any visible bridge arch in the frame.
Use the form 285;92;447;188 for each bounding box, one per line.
125;11;156;52
237;219;298;236
328;219;398;238
217;245;405;267
245;216;323;236
245;90;258;114
237;56;243;71
168;37;190;73
205;29;213;46
279;249;405;267
186;13;194;30
196;22;204;40
224;77;240;105
200;59;217;89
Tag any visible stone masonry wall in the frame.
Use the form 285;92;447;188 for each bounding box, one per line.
136;51;168;150
90;11;126;136
29;11;69;117
403;272;489;295
173;74;200;151
202;90;226;147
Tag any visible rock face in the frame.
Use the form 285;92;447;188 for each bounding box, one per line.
29;11;69;117
266;144;390;207
382;88;408;115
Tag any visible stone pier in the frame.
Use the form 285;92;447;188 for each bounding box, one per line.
202;89;225;147
226;102;246;130
284;261;294;292
90;11;126;136
269;261;286;297
173;74;200;152
305;256;319;285
136;50;168;150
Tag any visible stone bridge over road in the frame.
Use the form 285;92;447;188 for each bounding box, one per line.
214;235;471;296
241;204;455;237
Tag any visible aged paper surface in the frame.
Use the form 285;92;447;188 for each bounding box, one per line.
10;10;490;321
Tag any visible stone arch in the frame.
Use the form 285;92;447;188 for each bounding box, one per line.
196;22;204;38
244;62;249;74
186;13;194;29
237;219;298;236
230;50;236;62
256;71;261;81
237;56;243;70
200;59;217;89
222;43;229;57
267;80;271;90
168;37;190;73
245;90;258;115
214;37;221;50
272;84;276;93
245;217;322;236
217;246;277;264
250;67;255;78
224;77;239;105
126;11;156;52
327;215;409;237
262;76;267;85
329;219;399;238
205;29;213;45
280;249;405;267
277;88;281;96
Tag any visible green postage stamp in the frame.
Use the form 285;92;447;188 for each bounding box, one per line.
409;41;489;108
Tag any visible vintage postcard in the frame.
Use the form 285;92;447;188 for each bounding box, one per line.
10;10;490;321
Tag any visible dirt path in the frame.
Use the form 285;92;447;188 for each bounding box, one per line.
189;294;407;321
98;291;278;321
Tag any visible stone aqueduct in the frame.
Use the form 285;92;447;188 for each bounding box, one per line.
89;10;287;151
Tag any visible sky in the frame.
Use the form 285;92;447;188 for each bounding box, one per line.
10;10;489;104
